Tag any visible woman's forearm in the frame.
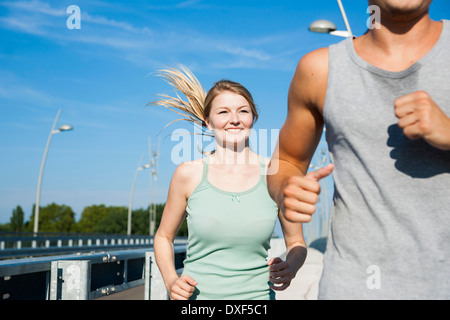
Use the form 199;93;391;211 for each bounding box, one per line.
154;234;180;291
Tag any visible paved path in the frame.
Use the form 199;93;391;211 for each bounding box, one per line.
97;285;145;300
275;248;324;300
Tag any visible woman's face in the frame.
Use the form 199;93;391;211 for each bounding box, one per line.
205;91;254;149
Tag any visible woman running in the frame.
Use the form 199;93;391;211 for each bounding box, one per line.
152;65;308;300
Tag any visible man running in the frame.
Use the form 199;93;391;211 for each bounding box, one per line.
268;0;450;299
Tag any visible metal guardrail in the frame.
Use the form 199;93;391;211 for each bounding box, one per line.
0;246;187;300
1;238;287;300
0;232;187;260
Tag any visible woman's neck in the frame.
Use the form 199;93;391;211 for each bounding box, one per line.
211;144;258;166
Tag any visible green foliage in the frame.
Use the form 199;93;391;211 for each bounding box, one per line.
10;205;24;232
27;203;76;233
95;206;128;234
1;202;188;236
76;204;110;233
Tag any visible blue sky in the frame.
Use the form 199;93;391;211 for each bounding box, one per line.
0;0;449;234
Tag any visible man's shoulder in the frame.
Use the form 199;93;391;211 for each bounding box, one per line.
296;47;329;75
292;47;329;89
290;47;329;109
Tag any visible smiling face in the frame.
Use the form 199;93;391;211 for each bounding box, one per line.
205;90;254;149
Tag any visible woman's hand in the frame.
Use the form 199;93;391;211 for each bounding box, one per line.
168;275;198;300
268;257;294;291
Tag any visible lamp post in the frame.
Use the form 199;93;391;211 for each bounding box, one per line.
34;109;73;234
148;136;160;236
128;154;151;236
308;0;353;38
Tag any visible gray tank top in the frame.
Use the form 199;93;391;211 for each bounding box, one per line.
321;20;450;299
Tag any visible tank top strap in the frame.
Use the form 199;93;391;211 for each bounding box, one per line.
201;154;211;184
258;155;266;175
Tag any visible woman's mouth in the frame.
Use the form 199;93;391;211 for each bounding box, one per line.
225;128;243;134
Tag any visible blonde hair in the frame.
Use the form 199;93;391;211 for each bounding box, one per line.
148;65;258;133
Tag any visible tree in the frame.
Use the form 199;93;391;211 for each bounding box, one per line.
153;203;187;237
95;206;128;234
76;204;109;233
10;205;24;232
27;203;76;233
82;203;187;236
15;201;186;236
130;203;187;236
131;207;149;235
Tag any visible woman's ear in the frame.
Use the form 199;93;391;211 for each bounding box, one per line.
204;118;213;131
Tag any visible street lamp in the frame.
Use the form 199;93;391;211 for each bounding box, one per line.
148;136;160;236
308;0;353;38
128;154;151;236
34;109;73;234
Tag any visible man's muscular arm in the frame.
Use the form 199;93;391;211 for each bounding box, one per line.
268;47;333;223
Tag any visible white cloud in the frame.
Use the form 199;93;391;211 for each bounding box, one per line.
0;15;47;35
218;45;271;61
176;0;203;8
0;0;65;16
0;0;298;71
0;76;55;108
82;12;154;35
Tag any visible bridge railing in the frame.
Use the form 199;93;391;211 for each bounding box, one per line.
0;238;287;300
0;232;187;260
0;245;186;300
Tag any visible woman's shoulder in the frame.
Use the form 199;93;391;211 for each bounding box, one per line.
171;158;206;194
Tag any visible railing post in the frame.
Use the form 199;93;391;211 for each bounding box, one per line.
50;260;91;300
145;251;167;300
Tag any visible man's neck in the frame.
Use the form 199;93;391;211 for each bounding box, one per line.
355;14;442;72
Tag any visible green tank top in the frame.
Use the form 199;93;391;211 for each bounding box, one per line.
182;155;278;300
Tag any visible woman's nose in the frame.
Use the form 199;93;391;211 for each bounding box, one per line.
229;112;240;124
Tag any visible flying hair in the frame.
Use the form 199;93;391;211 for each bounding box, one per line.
148;65;207;132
